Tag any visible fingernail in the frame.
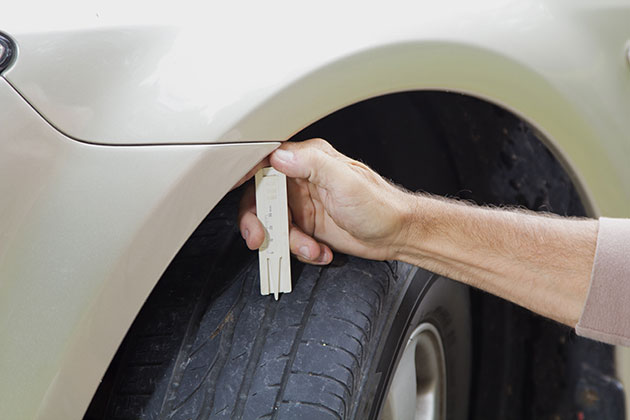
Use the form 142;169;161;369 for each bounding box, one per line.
273;149;294;164
299;246;311;260
243;229;249;240
315;247;329;264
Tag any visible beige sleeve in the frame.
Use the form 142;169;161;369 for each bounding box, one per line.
576;217;630;346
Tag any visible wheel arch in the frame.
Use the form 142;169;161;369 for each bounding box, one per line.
72;44;612;418
71;46;617;418
242;39;613;218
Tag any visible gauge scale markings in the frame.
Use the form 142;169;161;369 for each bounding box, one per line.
255;167;291;299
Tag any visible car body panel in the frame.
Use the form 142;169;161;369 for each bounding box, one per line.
1;0;630;418
3;1;630;217
0;78;277;419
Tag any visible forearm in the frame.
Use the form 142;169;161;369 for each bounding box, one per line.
394;195;598;326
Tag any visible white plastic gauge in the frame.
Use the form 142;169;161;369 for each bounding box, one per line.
255;167;292;299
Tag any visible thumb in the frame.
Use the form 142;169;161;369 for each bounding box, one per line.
269;139;346;190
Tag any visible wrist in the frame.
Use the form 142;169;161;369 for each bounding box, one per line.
390;192;430;261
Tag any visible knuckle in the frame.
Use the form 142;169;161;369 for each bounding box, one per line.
311;149;332;172
309;138;331;149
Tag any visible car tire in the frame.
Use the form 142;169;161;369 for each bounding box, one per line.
85;195;471;420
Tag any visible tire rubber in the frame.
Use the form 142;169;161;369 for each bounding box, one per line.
85;194;471;420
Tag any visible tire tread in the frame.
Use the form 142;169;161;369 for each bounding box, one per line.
86;194;403;420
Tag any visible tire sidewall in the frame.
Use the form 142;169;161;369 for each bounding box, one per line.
410;275;472;420
356;268;472;420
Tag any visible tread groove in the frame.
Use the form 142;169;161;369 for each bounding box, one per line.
331;316;369;339
198;268;254;418
232;297;280;419
300;339;361;368
280;400;343;420
172;265;254;418
355;310;373;336
328;392;347;416
335;362;356;391
271;267;325;419
156;233;244;420
355;292;379;314
290;370;352;397
344;333;364;358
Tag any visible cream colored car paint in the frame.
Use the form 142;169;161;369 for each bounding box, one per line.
0;78;277;419
3;2;630;214
1;0;630;418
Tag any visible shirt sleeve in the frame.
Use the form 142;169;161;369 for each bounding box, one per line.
576;217;630;346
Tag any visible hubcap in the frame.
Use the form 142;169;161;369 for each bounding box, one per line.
381;323;447;420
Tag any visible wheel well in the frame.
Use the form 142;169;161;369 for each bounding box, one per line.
291;90;586;216
290;90;619;419
88;90;624;419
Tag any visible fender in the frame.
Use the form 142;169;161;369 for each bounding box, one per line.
0;79;277;419
4;2;630;214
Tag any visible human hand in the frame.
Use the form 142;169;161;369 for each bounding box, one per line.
238;139;413;264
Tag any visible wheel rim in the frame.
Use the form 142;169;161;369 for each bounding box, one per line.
380;323;447;420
